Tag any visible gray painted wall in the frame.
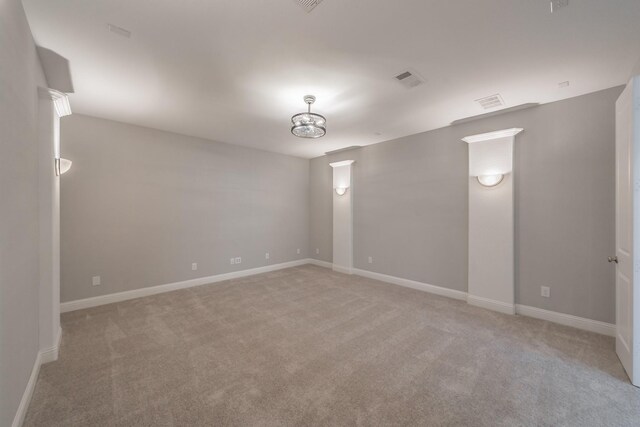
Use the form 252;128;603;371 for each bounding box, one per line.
0;0;48;425
309;87;622;323
60;114;309;302
309;158;333;263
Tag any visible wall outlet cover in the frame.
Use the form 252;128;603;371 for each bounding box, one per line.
191;263;198;271
92;276;101;286
265;252;270;260
541;286;551;298
235;257;241;264
230;258;235;265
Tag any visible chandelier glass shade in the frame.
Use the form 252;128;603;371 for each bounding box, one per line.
291;95;326;138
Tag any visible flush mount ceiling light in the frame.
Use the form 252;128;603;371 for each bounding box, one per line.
291;95;326;139
477;174;504;187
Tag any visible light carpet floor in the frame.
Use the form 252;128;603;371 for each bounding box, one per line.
24;265;640;426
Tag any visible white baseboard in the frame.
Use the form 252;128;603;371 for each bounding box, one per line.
351;268;468;301
40;326;62;364
11;352;41;427
11;326;64;426
332;265;352;275
515;304;616;337
350;267;613;336
307;259;333;269
61;259;311;313
59;258;617;338
467;295;515;315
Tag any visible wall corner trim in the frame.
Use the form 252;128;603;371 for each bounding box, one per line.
40;327;62;364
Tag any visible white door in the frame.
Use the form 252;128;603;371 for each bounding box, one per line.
615;76;640;386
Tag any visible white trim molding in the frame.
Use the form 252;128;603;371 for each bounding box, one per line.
307;258;333;269
467;295;516;315
58;259;616;338
11;326;63;426
328;160;355;168
345;266;614;336
351;268;468;301
332;265;353;275
462;128;523;143
40;327;62;364
515;304;615;337
61;259;310;313
11;351;41;427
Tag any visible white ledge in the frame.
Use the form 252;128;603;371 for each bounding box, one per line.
329;160;355;168
462;128;523;143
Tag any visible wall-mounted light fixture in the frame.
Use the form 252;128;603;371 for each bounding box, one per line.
329;160;354;197
55;158;72;176
462;128;523;189
477;174;504;187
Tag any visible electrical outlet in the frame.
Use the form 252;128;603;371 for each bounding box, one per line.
92;276;101;286
541;286;550;298
368;256;373;264
296;248;301;254
316;248;320;254
191;263;198;271
230;258;235;265
235;257;241;264
265;252;270;260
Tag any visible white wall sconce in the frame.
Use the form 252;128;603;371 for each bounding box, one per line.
477;174;504;187
55;158;72;176
335;187;347;196
463;128;523;189
329;160;355;197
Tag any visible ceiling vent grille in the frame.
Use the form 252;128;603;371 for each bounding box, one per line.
475;94;504;110
394;70;425;89
107;24;131;38
294;0;324;13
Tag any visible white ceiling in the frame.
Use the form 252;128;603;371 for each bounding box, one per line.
23;0;640;158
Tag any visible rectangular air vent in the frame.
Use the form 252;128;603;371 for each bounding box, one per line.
394;69;425;89
475;94;504;110
294;0;324;13
107;24;131;38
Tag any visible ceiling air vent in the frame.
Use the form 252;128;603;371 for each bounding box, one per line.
394;70;425;89
107;24;131;38
294;0;324;13
475;94;504;110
